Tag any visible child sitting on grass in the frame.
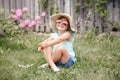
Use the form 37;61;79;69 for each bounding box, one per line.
38;13;76;72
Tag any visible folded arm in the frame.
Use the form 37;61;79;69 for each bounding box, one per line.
40;32;71;49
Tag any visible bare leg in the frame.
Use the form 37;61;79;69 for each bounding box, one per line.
53;46;70;64
42;46;70;72
43;47;59;72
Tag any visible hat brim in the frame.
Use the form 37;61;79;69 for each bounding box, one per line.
50;13;75;32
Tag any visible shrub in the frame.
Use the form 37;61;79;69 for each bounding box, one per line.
0;8;46;37
0;8;18;37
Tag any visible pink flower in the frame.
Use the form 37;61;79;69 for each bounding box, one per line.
23;7;28;12
16;9;22;14
12;15;20;20
16;9;23;17
19;21;25;28
41;12;46;16
16;13;22;17
31;21;36;26
28;23;33;28
28;21;36;28
35;16;41;21
35;16;41;23
24;20;30;25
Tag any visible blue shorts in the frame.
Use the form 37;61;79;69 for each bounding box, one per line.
55;57;74;68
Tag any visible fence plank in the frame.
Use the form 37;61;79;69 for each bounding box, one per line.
25;0;31;18
4;0;10;17
35;0;39;32
39;1;44;32
16;0;22;9
10;0;16;9
22;0;26;7
114;0;120;24
30;0;34;19
45;0;50;32
40;17;45;32
0;0;3;8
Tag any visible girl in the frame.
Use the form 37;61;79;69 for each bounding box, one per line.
38;13;76;72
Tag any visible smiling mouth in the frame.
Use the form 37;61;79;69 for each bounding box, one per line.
57;26;64;28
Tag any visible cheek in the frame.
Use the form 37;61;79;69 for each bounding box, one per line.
56;23;60;26
65;26;69;30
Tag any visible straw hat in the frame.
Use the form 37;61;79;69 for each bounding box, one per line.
50;13;75;32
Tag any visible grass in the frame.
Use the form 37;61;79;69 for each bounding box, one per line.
0;32;120;80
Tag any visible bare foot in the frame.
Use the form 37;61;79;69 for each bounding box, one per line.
38;63;49;68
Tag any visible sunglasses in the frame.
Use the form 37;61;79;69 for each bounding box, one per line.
56;20;68;26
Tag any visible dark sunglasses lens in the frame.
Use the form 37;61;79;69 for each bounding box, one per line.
63;23;67;26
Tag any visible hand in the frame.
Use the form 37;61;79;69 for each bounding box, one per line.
38;42;48;50
38;46;42;52
40;42;48;49
38;42;44;52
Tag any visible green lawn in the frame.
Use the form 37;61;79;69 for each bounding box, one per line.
0;32;120;80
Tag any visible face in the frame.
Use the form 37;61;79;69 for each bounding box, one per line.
56;18;69;31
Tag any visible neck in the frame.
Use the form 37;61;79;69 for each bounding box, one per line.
58;30;66;35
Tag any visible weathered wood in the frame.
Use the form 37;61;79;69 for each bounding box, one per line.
107;1;114;23
22;0;26;7
0;0;3;8
40;17;45;32
64;0;70;14
58;0;64;13
46;0;51;32
25;0;30;17
53;0;57;13
56;0;61;12
4;0;10;17
35;0;39;32
1;0;120;33
16;0;22;9
10;0;16;9
114;0;120;24
39;0;45;32
45;0;51;32
30;0;34;19
79;0;85;35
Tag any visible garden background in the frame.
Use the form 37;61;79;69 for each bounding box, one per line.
0;0;120;80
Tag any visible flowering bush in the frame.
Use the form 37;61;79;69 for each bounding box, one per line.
0;7;46;37
11;8;45;33
0;8;18;37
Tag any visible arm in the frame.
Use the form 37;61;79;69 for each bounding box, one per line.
40;32;71;49
38;36;53;45
38;36;53;51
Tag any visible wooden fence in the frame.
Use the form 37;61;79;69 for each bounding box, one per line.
0;0;51;32
0;0;120;34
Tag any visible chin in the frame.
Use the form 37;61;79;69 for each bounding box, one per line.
58;28;65;31
57;27;66;31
